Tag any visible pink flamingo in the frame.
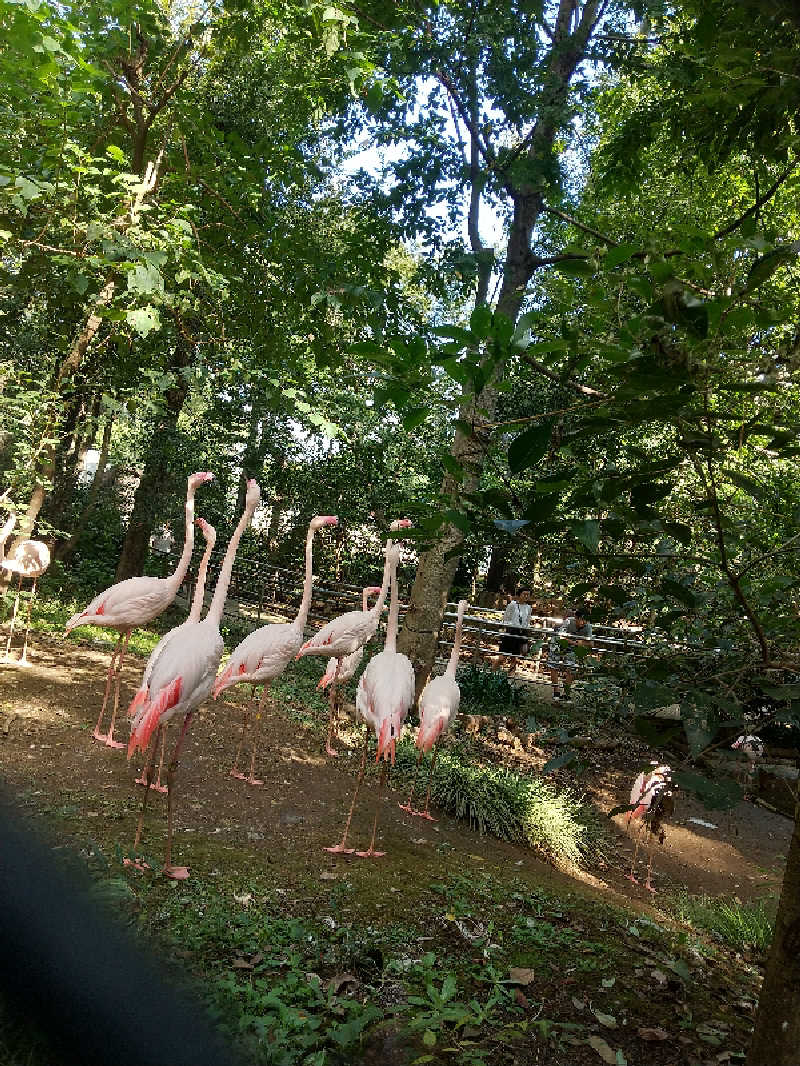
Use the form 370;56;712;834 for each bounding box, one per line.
133;518;217;793
126;479;261;880
626;764;674;892
400;599;468;820
65;471;213;749
212;514;339;784
1;504;51;666
296;519;411;757
325;543;415;858
316;585;382;756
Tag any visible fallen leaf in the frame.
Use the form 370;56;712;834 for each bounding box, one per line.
320;871;337;880
514;988;530;1009
508;967;535;986
468;854;485;862
233;892;252;906
601;977;616;989
637;1027;669;1041
572;997;586;1011
587;1035;617;1063
231;958;254;970
650;968;668;986
593;1009;617;1029
328;973;358;995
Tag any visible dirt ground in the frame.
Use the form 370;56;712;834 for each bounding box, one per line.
0;634;789;913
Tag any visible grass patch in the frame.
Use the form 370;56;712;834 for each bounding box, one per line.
392;740;587;865
667;893;775;953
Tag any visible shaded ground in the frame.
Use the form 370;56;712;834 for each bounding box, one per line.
0;633;787;1065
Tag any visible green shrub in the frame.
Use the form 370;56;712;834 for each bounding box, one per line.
456;663;519;716
392;740;586;865
669;893;775;952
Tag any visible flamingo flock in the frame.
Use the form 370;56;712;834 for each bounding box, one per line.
36;476;467;877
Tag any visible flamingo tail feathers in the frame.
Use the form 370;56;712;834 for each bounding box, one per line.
127;676;182;759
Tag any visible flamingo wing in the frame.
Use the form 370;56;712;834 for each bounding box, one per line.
297;610;376;659
67;575;171;630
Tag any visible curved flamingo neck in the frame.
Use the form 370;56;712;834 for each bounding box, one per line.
293;523;317;631
188;537;214;623
165;487;197;594
0;511;16;565
368;540;394;621
207;496;257;625
361;588;370;612
446;603;467;677
384;557;401;654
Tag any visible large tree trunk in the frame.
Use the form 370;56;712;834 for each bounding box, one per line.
747;800;800;1066
114;340;194;581
396;0;601;695
480;540;512;606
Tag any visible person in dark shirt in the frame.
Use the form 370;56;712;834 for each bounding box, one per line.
547;605;592;701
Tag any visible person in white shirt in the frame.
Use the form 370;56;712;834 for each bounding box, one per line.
500;589;532;672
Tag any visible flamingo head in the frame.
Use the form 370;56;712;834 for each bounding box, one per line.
311;514;339;531
376;709;405;765
195;518;217;547
386;543;402;569
212;663;237;699
366;585;382;598
390;518;412;532
188;471;214;490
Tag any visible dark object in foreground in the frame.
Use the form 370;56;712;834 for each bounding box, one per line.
0;789;244;1066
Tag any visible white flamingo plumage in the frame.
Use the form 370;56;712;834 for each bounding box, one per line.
325;542;415;859
211;514;338;784
1;515;51;666
125;480;261;880
400;599;468;821
316;585;382;756
132;518;217;793
65;471;213;748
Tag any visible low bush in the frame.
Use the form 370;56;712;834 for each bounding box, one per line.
392;740;586;865
455;663;519;716
669;893;775;952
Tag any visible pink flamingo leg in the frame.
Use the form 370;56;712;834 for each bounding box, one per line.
163;712;194;880
415;745;439;821
626;819;646;884
355;762;388;858
326;662;342;757
18;577;37;666
324;725;368;854
398;749;424;814
136;728;168;793
244;685;269;786
3;575;22;661
230;684;255;779
124;726;161;871
93;633;123;742
103;629;130;749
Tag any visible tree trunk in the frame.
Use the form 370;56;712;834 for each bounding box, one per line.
396;0;601;694
481;540;512;605
746;799;800;1066
114;341;194;581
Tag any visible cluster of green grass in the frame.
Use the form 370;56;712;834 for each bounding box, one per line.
668;893;775;953
392;740;587;865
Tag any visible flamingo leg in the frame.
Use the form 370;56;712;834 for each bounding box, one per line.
230;684;256;779
417;744;439;821
324;725;368;854
125;727;161;870
644;833;658;893
626;818;647;884
93;633;123;742
244;685;269;786
3;575;22;661
18;578;36;666
163;712;194;880
104;630;130;749
355;762;388;858
398;749;424;814
326;661;342;757
136;726;168;793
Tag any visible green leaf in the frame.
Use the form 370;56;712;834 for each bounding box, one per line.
725;470;768;501
554;257;593;277
508;421;552;474
470;304;493;338
603;243;638;269
571;519;600;552
402;407;428;431
743;241;800;293
542;750;577;773
433;325;474;346
444;510;471;534
126;306;161;336
422;1031;437;1048
671;771;742;811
